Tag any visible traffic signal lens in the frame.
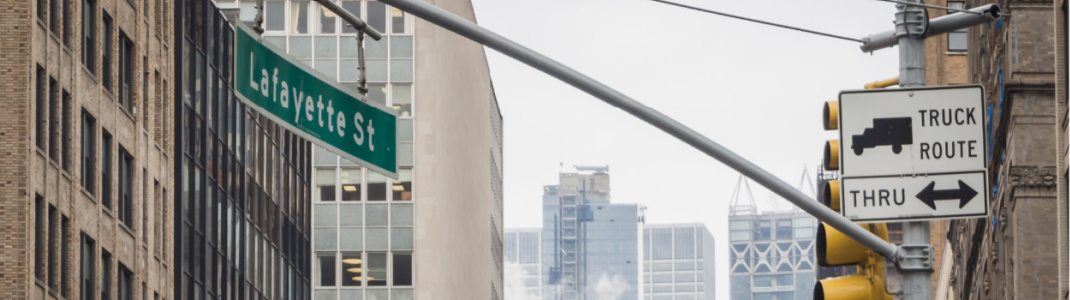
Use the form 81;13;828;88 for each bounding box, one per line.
823;140;839;170
814;275;871;300
821;180;840;211
823;101;838;130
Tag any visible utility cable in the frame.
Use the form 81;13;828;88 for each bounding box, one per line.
874;0;983;15
651;0;863;43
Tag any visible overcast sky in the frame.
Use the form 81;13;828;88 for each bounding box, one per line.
469;0;901;298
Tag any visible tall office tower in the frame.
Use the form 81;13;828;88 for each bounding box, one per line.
506;228;544;300
222;1;505;299
642;223;716;300
542;166;643;300
175;1;314;299
727;180;818;300
0;0;175;298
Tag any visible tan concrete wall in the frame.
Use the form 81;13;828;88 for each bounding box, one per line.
413;0;503;299
0;0;174;298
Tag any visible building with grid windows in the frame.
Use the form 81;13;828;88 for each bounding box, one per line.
0;0;175;298
642;223;715;300
727;201;817;300
174;1;314;299
506;228;544;300
219;1;505;299
541;166;643;300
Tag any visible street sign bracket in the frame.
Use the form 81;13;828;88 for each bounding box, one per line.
895;244;934;272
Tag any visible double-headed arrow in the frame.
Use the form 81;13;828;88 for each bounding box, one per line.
916;180;978;210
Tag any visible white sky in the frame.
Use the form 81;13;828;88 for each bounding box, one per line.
469;0;901;298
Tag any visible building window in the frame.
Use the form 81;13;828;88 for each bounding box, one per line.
82;0;96;72
82;111;96;194
118;146;133;228
393;168;412;201
316;168;336;202
37;0;45;22
101;249;111;300
35;195;46;282
755;220;771;241
36;65;47;151
101;11;111;91
49;77;59;161
317;253;336;286
119;32;134;114
366;252;387;286
49;0;58;32
81;233;96;300
117;263;132;300
49;204;58;290
775;219;792;240
340;167;361;201
62;0;71;44
61;215;71;297
101;130;112;210
62;90;71;172
393;252;412;286
367;171;387;201
948;2;967;51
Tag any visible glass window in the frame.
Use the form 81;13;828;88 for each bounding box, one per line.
339;204;363;226
339;168;361;201
316;168;336;202
49;78;58;161
753;275;772;288
393;253;412;286
341;252;362;286
366;252;386;286
101;250;110;300
102;130;111;209
776;219;792;240
82;110;97;194
390;7;413;34
313;204;337;227
754;220;771;241
264;0;285;31
794;227;813;239
948;2;967;51
118;147;133;228
340;0;361;34
339;227;362;250
674;228;695;259
391;227;412;250
319;3;336;34
81;233;95;300
291;0;310;34
392;168;412;201
392;84;412;117
366;1;386;33
775;274;792;287
314;228;336;250
35;196;46;281
82;0;95;71
102;12;112;91
367;171;387;201
317;254;336;286
36;65;47;151
730;220;751;230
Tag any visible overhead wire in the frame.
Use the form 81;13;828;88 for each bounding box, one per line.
650;0;864;43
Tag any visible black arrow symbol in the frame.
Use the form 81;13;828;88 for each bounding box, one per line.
916;180;978;210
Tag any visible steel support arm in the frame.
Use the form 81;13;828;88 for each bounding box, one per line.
860;4;1001;53
378;0;899;258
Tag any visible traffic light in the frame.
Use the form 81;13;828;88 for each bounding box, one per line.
816;98;892;300
814;223;893;300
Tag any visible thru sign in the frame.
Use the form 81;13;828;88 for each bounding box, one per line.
234;23;397;178
838;85;988;222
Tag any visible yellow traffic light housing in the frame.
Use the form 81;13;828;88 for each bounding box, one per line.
819;180;840;211
814;223;893;300
823;101;838;130
823;140;839;171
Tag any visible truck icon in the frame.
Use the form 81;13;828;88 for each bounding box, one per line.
851;117;913;155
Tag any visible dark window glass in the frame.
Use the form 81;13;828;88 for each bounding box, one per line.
62;90;71;171
49;0;58;31
37;0;45;21
49;205;58;289
118;264;132;300
82;111;96;194
755;220;771;241
81;233;96;300
318;254;335;286
35;195;46;281
265;0;284;31
393;253;412;286
118;146;134;228
62;0;70;44
366;1;386;33
49;77;59;161
82;0;96;71
948;2;967;51
119;32;134;113
366;252;386;286
36;65;46;151
102;12;112;91
61;215;70;297
102;130;112;209
340;253;361;286
101;249;110;300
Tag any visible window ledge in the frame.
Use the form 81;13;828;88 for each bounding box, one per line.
81;65;98;82
102;208;114;218
80;188;97;203
35;149;46;158
119;223;136;237
946;51;967;56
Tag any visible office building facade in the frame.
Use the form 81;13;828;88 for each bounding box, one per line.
175;1;314;299
728;207;817;300
0;0;175;298
222;0;505;299
506;228;544;300
642;223;715;300
541;166;643;300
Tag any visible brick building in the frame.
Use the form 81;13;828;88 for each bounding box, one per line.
0;0;175;299
940;0;1064;299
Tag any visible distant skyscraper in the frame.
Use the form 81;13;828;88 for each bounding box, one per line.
541;166;643;300
727;177;818;300
506;228;544;299
642;223;716;300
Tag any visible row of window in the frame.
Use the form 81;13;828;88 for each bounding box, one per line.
35;65;72;172
80;233;141;300
314;252;412;288
643;227;708;260
644;260;706;272
729;217;815;242
35;195;71;297
644;272;708;284
644;283;706;293
233;0;414;36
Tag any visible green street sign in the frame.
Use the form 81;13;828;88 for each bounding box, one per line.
234;23;397;178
